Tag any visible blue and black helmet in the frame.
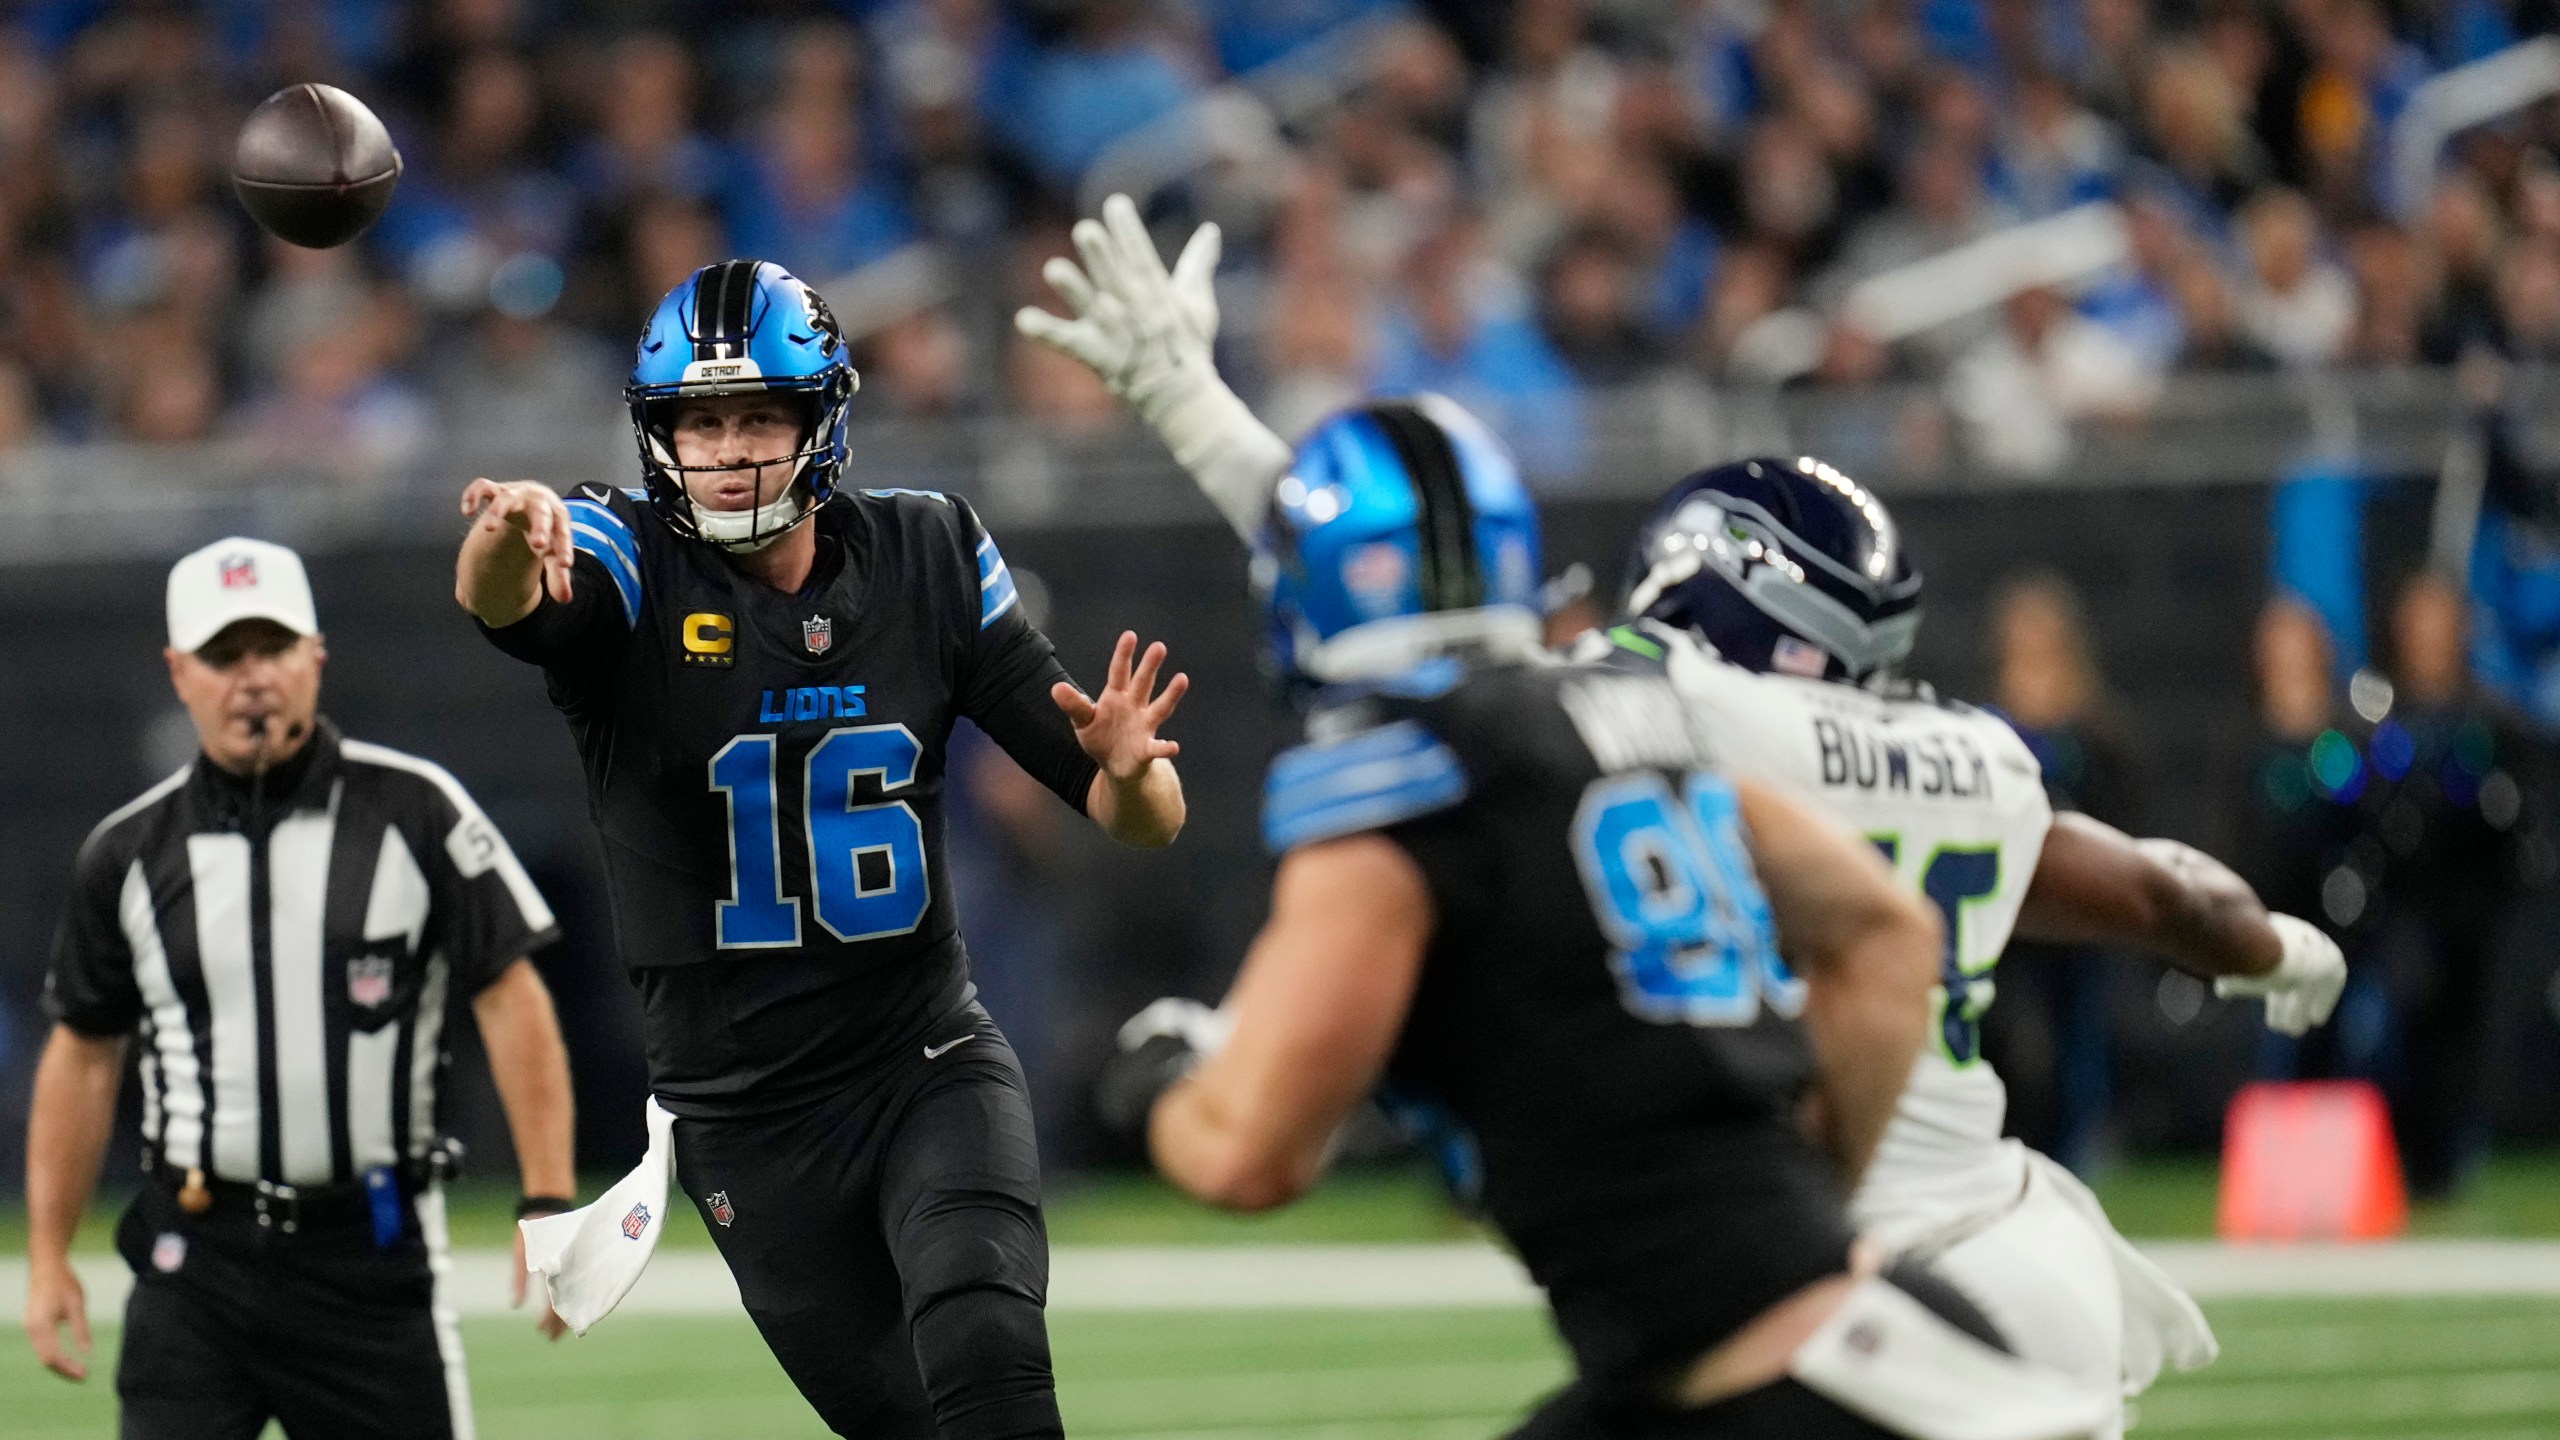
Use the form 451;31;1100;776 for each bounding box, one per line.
627;259;859;551
1254;395;1543;693
1624;456;1922;682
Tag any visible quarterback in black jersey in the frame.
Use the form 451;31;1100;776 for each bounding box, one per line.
454;260;1186;1440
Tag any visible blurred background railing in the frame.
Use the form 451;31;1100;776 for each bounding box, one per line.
0;363;2518;562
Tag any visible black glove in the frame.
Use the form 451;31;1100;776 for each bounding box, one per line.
1094;997;1230;1136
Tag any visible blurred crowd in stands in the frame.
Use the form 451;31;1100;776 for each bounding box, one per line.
9;0;2560;475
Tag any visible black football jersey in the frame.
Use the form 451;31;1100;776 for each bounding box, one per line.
1262;655;1854;1392
484;485;1098;1114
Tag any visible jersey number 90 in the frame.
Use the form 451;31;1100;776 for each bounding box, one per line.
1570;771;1802;1026
709;725;931;948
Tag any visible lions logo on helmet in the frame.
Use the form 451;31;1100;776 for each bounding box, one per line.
1624;456;1922;684
626;260;861;552
1254;395;1543;696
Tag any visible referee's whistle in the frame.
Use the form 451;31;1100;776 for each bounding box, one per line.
178;1168;212;1214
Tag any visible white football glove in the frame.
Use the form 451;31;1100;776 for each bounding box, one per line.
1114;995;1235;1057
2214;913;2346;1036
1013;193;1291;542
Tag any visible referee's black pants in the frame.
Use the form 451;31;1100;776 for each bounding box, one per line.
112;1179;467;1440
674;1009;1061;1440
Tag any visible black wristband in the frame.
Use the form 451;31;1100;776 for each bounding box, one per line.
515;1194;576;1219
1094;1033;1202;1137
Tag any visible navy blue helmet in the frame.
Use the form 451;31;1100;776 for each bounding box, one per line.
1623;456;1921;682
627;259;859;551
1255;395;1544;695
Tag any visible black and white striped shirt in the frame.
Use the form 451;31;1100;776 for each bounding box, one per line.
44;719;558;1188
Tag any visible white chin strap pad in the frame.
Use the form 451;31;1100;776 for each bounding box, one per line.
1789;1275;2113;1440
692;489;808;551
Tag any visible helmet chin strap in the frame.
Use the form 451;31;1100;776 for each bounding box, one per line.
682;448;819;553
693;488;809;551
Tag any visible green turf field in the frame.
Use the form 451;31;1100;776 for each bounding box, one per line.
9;1149;2557;1256
10;1297;2560;1438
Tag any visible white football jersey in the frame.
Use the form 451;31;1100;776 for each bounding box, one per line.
1641;623;2055;1239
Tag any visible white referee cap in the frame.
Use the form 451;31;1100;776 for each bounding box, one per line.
166;537;320;654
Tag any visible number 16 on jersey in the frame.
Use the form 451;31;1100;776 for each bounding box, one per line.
709;725;932;948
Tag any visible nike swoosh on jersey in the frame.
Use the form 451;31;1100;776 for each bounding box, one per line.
922;1035;977;1060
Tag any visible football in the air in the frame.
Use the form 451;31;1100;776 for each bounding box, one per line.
231;83;403;249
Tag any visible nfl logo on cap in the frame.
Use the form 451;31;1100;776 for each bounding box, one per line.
166;537;320;655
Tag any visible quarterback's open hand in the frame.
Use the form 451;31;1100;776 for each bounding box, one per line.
461;477;576;606
1055;631;1188;783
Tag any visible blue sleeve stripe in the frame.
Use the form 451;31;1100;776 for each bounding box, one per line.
564;498;639;566
975;532;1018;627
980;569;1019;628
568;521;641;626
1262;721;1468;852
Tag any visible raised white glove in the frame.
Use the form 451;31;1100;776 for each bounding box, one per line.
1014;193;1291;542
2213;913;2346;1037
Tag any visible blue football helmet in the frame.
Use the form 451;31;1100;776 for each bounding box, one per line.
1255;395;1544;693
1624;456;1922;682
627;259;859;551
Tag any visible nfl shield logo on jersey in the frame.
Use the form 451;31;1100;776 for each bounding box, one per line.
707;1191;735;1227
347;954;395;1010
151;1231;187;1273
622;1202;652;1240
802;616;833;655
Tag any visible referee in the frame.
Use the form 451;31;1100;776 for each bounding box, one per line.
22;537;578;1440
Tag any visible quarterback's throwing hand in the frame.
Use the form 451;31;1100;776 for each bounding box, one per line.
461;477;576;605
1055;631;1188;782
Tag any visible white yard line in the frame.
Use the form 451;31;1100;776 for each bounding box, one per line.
12;1240;2560;1322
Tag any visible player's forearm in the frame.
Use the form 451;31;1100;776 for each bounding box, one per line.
25;1027;124;1268
1089;759;1186;848
2018;817;2282;979
1798;917;1934;1185
1148;1075;1323;1212
456;515;545;627
1151;381;1293;542
473;962;577;1201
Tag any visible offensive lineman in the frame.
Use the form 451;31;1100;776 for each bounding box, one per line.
1098;395;2109;1438
455;259;1189;1439
1020;196;2344;1435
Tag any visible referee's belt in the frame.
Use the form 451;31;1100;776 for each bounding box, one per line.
150;1164;416;1237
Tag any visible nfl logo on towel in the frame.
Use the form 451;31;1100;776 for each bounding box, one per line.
219;554;257;589
347;955;394;1010
802;616;832;655
708;1191;735;1227
622;1202;651;1240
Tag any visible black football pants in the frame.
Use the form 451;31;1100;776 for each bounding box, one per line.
112;1181;465;1440
674;1013;1061;1440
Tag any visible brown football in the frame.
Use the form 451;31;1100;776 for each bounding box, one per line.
231;84;402;249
